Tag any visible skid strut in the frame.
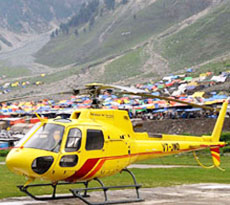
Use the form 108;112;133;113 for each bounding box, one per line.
70;168;144;205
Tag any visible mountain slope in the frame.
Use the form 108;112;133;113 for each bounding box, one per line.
0;0;84;33
36;0;213;67
158;0;230;71
2;0;230;97
0;0;84;52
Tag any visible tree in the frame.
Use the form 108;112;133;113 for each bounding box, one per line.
89;16;95;29
122;0;128;4
55;29;59;36
100;8;104;16
50;31;55;38
74;29;79;36
60;23;69;35
58;0;100;35
104;0;115;10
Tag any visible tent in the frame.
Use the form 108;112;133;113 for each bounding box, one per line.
188;82;198;86
157;84;164;89
211;76;227;83
153;108;168;113
186;85;196;90
184;108;201;112
192;92;205;98
184;77;193;81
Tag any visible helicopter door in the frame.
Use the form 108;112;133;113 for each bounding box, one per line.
58;128;82;171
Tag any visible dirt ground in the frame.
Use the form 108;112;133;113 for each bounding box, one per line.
1;183;230;205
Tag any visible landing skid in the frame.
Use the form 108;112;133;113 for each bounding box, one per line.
17;181;87;200
17;168;144;204
70;169;144;204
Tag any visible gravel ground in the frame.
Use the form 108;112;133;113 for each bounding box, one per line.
1;183;230;205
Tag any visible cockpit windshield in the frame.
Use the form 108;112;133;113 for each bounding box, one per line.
24;123;64;153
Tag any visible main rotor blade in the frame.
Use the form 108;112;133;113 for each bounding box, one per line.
121;91;218;111
0;95;42;104
0;90;79;104
86;83;218;111
0;82;219;112
85;83;147;94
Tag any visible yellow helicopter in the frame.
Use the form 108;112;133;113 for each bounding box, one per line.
4;83;228;204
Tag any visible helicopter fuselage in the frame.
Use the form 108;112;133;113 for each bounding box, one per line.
6;107;225;184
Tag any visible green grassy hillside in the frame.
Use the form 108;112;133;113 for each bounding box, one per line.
195;59;230;76
36;0;212;68
159;2;230;71
102;47;149;83
0;65;31;78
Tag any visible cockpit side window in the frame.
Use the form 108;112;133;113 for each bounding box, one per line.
16;122;41;147
65;128;82;152
86;129;104;151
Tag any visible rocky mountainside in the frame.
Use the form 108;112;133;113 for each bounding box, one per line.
34;0;230;86
1;0;230;100
0;0;84;51
37;0;215;67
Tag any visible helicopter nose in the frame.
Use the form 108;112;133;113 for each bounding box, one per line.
6;148;55;177
6;148;31;176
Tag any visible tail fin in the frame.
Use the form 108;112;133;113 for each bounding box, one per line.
210;147;225;171
193;100;228;171
209;99;228;171
211;100;228;142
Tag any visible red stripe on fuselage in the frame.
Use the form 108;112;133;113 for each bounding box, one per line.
65;158;99;182
64;144;222;182
83;159;106;180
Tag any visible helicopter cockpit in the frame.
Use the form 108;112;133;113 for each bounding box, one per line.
24;123;64;153
15;119;83;154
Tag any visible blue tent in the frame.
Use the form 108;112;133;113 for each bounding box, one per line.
184;108;201;112
151;92;160;96
152;108;168;113
213;95;227;99
186;68;193;73
204;95;227;101
186;86;196;90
